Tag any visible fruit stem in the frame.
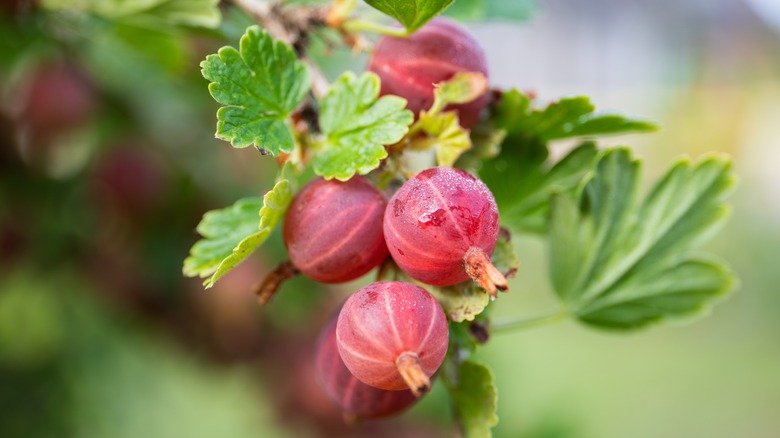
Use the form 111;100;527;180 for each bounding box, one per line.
396;352;430;397
253;260;299;305
463;246;508;299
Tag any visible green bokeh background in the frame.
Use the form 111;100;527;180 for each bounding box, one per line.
2;0;779;437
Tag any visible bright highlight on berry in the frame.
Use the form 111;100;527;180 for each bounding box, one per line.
384;167;508;297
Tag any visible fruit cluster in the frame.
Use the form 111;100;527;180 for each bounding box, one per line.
277;18;505;420
285;164;505;418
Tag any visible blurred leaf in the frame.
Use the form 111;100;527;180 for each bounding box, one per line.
201;26;311;154
549;149;737;330
364;0;455;32
480;141;598;234
183;174;293;287
447;360;499;437
446;0;536;22
0;272;64;366
41;0;221;28
491;231;519;277
416;111;471;167
314;72;413;180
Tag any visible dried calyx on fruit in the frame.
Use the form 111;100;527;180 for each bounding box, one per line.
336;281;449;397
283;176;388;283
368;17;489;128
384;166;508;297
315;316;419;421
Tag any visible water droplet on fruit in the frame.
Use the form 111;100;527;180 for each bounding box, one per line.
418;209;446;228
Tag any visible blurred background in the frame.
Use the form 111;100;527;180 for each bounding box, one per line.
1;0;778;437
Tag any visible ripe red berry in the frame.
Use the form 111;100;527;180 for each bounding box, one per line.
384;167;507;296
316;316;418;420
336;281;448;396
368;17;489;128
283;176;388;283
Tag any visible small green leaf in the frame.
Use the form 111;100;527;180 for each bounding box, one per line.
480;141;598;234
416;111;472;167
430;283;490;323
434;72;489;108
549;148;737;330
364;0;455;32
201;26;311;154
183;175;294;288
447;360;499;438
446;0;536;22
314;72;413;180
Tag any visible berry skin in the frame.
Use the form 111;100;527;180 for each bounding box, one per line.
283;176;388;283
315;316;418;420
368;17;489;129
336;281;449;396
384;167;507;296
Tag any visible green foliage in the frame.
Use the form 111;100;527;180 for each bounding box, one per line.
446;360;499;438
430;283;490;323
481;141;598;233
364;0;455;32
314;72;413;180
479;89;656;234
201;26;311;154
434;72;489;107
494;89;658;142
445;0;536;22
549;149;737;330
41;0;222;28
183;173;293;288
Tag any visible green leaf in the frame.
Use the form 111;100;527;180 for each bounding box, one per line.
494;89;658;142
314;72;413;180
364;0;455;32
183;175;294;288
434;72;489;108
41;0;221;28
491;231;519;277
416;111;472;167
549;149;737;330
480;141;598;234
447;360;499;438
201;26;311;154
446;0;536;22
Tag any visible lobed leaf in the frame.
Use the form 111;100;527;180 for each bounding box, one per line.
548;148;737;330
183;175;293;288
430;284;490;323
364;0;455;33
201;26;311;155
314;72;413;180
447;360;499;438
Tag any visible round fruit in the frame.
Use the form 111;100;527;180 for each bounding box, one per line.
336;281;448;396
316;316;418;420
384;167;507;296
367;17;489;128
283;176;388;283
